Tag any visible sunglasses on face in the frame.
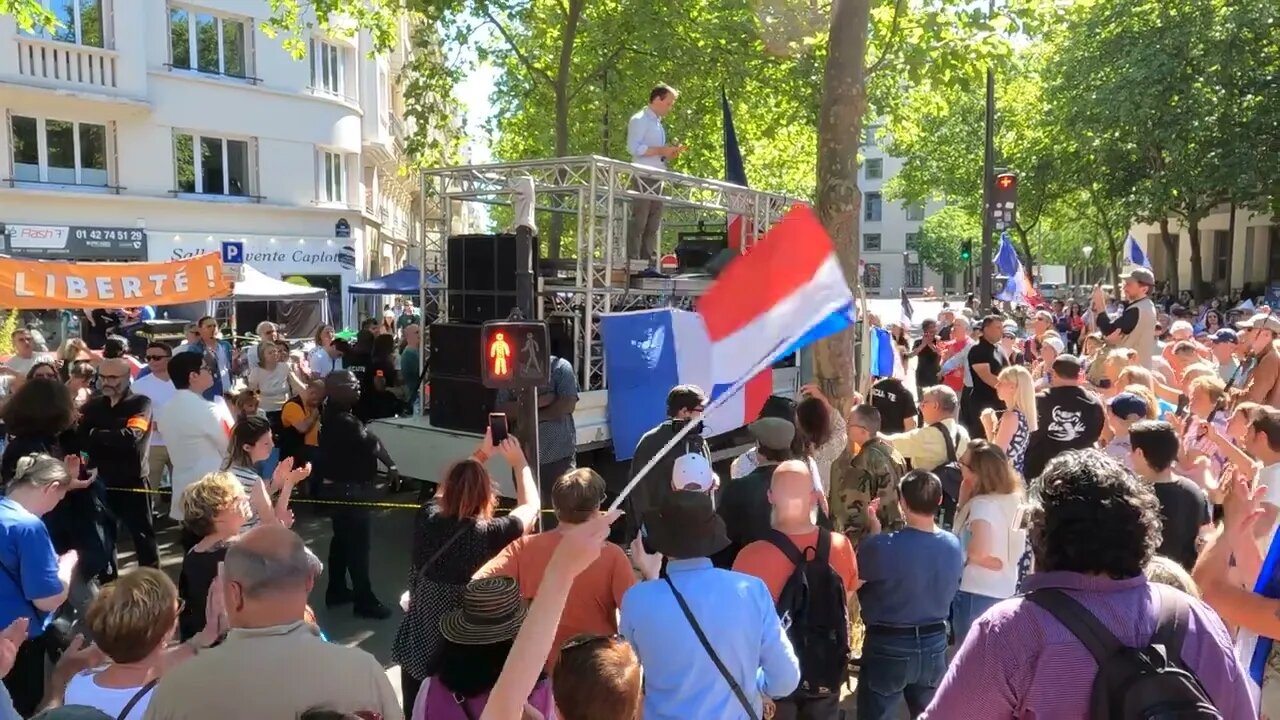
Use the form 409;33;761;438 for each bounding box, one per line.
146;354;170;361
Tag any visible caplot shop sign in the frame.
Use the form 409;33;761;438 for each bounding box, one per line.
169;247;356;270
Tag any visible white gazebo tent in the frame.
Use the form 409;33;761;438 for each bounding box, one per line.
212;264;330;337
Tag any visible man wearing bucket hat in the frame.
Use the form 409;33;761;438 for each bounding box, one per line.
1237;312;1280;405
622;492;800;720
1092;267;1158;368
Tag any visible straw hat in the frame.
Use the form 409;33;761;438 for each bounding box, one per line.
438;576;528;645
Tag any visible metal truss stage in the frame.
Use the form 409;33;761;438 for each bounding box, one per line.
418;155;794;392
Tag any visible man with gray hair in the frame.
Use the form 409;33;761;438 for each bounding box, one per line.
883;385;969;473
143;526;402;720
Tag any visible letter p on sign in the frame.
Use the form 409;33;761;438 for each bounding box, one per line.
220;240;244;265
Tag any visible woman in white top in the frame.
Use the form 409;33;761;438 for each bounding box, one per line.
63;567;223;720
308;325;343;381
950;439;1025;644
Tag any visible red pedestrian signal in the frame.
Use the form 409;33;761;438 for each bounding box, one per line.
991;173;1019;231
480;320;551;390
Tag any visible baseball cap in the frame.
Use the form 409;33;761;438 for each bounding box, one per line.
749;395;797;451
1126;267;1156;286
672;452;715;493
1238;313;1280;334
1109;392;1150;421
1211;328;1239;344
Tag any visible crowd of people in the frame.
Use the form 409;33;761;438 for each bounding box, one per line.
4;266;1280;719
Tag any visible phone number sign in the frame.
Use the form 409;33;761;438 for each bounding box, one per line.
1;224;148;260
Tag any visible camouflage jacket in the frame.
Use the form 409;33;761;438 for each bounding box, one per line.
834;437;908;546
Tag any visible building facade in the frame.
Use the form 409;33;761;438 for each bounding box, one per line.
1130;208;1279;297
0;0;425;328
857;123;951;298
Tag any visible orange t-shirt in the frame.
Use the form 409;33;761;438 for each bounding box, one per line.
474;530;636;670
732;529;859;602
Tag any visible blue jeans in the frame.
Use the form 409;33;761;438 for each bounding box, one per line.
856;629;948;720
950;590;1003;647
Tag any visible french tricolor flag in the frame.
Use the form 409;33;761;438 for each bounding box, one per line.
601;205;855;459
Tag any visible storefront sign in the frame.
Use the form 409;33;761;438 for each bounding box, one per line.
0;252;231;309
1;224;148;260
156;234;357;276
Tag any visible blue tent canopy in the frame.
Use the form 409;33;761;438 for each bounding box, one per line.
348;265;443;295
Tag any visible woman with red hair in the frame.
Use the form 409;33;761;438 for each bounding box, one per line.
391;430;540;714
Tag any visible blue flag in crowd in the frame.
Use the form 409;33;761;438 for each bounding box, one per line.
1125;233;1152;269
1250;531;1280;685
869;325;895;378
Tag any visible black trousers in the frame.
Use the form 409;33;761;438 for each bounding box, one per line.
401;667;424;718
774;695;841;720
104;481;159;570
536;455;576;531
4;633;50;717
328;506;375;604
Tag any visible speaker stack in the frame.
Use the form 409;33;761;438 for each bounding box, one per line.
428;234;538;433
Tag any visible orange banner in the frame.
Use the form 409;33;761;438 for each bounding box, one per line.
0;252;233;309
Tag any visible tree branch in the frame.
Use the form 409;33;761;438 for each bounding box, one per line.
482;9;553;86
865;0;906;79
568;44;638;100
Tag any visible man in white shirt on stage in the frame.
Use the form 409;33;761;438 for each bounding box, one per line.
626;84;686;264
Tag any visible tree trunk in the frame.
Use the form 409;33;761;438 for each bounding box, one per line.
1225;200;1236;294
1159;217;1178;296
812;0;870;411
1106;232;1121;289
545;0;585;262
1187;214;1205;301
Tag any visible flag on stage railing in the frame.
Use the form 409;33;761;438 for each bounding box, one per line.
600;205;855;458
901;287;914;323
1125;233;1152;269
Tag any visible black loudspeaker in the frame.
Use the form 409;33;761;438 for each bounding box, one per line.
428;376;495;433
447;292;521;325
447;233;528;292
428;323;482;380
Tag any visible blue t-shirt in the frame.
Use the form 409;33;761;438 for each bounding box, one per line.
857;526;963;626
0;497;62;639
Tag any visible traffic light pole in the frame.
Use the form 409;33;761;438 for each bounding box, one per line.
512;223;541;495
978;0;997;311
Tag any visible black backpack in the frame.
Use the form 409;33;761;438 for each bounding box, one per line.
931;422;963;529
764;529;850;697
1027;586;1222;720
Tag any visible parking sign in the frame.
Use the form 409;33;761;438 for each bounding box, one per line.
220;240;245;265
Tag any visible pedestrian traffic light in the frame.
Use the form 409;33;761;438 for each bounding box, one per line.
480;320;552;390
960;241;972;262
991;173;1018;231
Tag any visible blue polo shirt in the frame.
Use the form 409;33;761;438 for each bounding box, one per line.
857;526;963;627
0;497;62;639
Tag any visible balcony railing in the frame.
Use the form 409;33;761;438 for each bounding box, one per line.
15;36;117;90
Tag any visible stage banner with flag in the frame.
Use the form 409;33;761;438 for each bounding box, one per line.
0;252;231;309
600;205;855;459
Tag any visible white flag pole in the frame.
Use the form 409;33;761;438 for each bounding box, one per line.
607;370;757;513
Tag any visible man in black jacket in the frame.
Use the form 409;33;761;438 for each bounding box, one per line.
625;385;710;538
714;396;799;568
79;357;157;573
1022;355;1105;480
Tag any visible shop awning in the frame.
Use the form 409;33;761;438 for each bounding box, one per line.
348;265;443;295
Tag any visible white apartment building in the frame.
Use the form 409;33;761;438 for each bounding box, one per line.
858;124;951;298
0;0;426;327
1130;208;1280;296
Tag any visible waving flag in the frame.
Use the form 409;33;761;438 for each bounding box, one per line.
995;232;1044;307
723;89;753;252
1125;233;1152;269
900;287;914;323
600;205;855;458
1250;531;1280;696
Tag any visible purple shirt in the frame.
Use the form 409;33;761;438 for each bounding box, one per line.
921;571;1256;720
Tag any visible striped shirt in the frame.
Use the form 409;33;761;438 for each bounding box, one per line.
921;571;1255;719
228;465;263;530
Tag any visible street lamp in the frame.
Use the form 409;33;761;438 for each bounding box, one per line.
1082;245;1093;286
